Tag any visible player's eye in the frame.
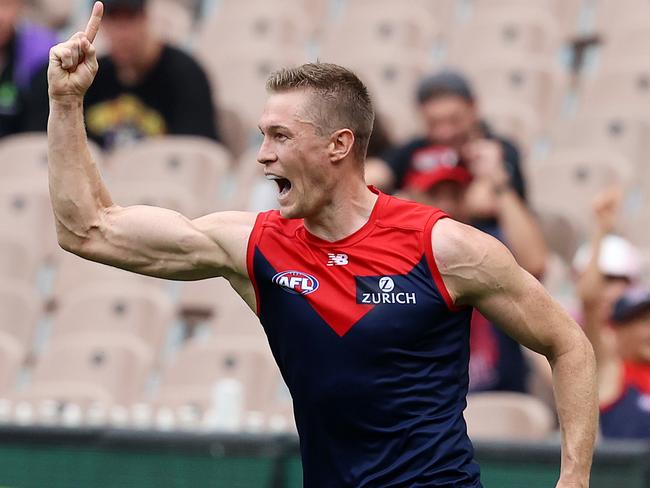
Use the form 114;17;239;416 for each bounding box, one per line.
275;134;288;142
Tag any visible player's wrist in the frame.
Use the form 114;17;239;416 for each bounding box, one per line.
49;93;84;109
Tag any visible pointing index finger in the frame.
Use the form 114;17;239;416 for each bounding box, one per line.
85;1;104;43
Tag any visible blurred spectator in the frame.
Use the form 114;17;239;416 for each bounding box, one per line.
577;188;649;440
0;0;56;138
398;159;529;394
28;0;218;150
366;69;547;277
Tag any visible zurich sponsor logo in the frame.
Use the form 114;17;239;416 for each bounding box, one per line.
272;270;319;295
378;276;395;292
356;275;417;305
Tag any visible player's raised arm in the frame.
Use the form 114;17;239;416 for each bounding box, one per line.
431;219;597;488
47;2;254;283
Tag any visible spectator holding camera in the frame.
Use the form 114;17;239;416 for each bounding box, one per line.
366;69;547;278
577;188;650;439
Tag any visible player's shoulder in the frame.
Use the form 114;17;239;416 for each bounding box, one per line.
254;209;302;237
431;217;511;280
378;191;445;231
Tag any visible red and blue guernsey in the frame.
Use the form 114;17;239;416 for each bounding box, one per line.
246;188;482;487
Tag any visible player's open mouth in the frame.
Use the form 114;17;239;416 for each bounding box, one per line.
266;174;292;198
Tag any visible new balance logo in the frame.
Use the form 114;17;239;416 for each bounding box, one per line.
327;253;349;266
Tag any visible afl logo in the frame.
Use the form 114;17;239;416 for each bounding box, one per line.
379;276;395;292
272;271;319;295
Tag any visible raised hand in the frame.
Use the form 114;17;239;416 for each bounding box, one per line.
48;1;103;100
593;185;623;235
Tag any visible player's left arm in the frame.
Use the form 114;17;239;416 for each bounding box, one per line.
432;218;597;488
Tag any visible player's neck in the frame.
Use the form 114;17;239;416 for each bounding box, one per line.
303;180;378;243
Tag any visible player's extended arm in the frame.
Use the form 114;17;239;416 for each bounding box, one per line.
47;2;254;283
432;219;597;488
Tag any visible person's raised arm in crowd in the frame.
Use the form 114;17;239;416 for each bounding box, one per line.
462;138;548;278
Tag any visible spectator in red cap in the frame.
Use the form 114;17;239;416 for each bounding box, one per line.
366;69;547;278
577;188;650;439
26;0;219;150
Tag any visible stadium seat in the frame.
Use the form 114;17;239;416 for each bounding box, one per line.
465;392;555;441
52;282;175;358
51;250;168;304
447;7;560;62
178;278;262;336
217;106;249;159
550;114;650;176
480;97;541;153
231;147;277;212
0;279;40;350
581;61;650;117
345;61;425;142
321;1;438;65
0;331;25;395
0;233;40;283
198;46;308;133
148;0;194;47
458;56;566;128
109;178;204;219
593;0;650;36
530;149;633;236
27;332;154;405
28;0;76;29
106;136;232;214
204;0;310;51
0;133;103;185
155;335;281;415
0;181;58;263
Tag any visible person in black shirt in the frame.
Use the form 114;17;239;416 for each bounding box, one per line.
28;0;218;150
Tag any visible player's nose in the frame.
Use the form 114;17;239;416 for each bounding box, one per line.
256;139;277;165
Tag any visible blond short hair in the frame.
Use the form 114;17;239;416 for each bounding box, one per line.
266;63;375;161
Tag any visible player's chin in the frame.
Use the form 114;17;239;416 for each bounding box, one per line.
278;202;302;220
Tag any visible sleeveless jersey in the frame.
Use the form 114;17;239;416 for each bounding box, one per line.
246;189;481;487
600;361;650;439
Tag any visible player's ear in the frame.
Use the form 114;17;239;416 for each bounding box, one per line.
328;128;355;163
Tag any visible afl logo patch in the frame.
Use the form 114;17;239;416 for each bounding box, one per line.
272;271;319;295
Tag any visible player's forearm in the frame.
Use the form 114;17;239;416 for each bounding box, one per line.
549;332;598;486
48;96;113;247
495;188;547;278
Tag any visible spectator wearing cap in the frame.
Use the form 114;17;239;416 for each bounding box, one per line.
0;0;56;138
366;69;547;279
577;187;649;439
27;0;219;150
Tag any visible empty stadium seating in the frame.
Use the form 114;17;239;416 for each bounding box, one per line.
106;136;232;214
52;282;175;358
465;392;555;441
154;335;281;417
23;332;154;406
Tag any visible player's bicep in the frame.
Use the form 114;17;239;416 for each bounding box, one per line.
432;219;583;358
70;205;253;281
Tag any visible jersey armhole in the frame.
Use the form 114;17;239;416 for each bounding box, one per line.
245;211;268;316
424;211;464;312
